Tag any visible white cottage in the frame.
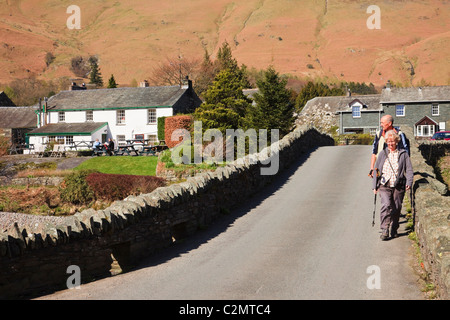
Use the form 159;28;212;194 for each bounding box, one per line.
27;79;202;149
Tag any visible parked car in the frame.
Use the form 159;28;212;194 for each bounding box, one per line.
430;131;450;141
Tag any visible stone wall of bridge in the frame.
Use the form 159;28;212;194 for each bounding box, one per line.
0;126;334;299
404;127;449;299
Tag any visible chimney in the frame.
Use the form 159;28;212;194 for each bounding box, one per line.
386;80;391;90
69;82;87;90
181;76;192;89
139;80;149;87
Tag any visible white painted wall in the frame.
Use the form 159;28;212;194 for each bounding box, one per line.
46;107;173;142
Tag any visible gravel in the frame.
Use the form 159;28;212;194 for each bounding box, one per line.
0;212;68;233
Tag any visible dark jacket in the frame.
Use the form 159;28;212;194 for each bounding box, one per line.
372;128;409;156
373;148;413;190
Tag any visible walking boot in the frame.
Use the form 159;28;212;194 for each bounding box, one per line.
380;229;389;241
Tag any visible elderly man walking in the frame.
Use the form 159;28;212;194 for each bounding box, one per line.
369;115;409;178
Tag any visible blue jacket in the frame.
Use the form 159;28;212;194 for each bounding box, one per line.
372;128;409;156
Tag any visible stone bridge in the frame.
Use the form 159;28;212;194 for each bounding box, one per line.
0;126;448;299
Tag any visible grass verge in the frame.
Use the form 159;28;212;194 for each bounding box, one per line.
74;156;158;176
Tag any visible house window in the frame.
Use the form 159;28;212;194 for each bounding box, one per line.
86;110;93;121
56;136;65;144
147;134;157;143
48;136;56;142
396;104;405;117
117;110;125;125
432;104;439;116
352;106;361;118
116;135;126;146
417;125;435;137
148;109;157;124
58;111;65;122
66;136;74;145
369;128;377;136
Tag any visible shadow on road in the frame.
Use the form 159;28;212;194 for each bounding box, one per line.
131;146;322;272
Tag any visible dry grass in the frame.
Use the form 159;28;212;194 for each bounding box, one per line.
0;185;111;216
15;168;73;178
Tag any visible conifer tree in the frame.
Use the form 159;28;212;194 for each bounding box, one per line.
295;81;344;112
194;68;252;134
107;74;117;88
247;66;295;137
89;59;103;87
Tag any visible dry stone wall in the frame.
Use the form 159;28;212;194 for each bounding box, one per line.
404;127;450;299
0;126;334;299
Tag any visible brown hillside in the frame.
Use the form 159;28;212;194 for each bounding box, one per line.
0;0;448;87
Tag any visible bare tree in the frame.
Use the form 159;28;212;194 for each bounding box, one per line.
148;55;202;86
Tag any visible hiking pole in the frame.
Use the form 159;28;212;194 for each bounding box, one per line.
410;187;416;231
372;193;376;227
371;168;380;227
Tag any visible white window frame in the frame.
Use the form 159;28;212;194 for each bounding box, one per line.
86;110;93;121
66;136;74;145
147;134;157;144
431;104;439;116
148;109;157;124
58;111;65;122
116;135;126;146
116;109;125;125
352;106;361;118
416;125;435;137
396;104;405;117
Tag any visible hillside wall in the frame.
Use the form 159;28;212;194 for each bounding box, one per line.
0;126;334;299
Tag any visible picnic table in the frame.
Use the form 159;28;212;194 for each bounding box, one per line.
92;144;110;156
68;141;94;151
140;146;156;156
115;144;139;156
126;138;151;145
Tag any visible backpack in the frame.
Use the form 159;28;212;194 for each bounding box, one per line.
376;127;410;156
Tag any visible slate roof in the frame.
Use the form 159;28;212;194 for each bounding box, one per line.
46;86;190;111
28;122;108;135
380;86;450;104
0;107;37;128
300;94;382;115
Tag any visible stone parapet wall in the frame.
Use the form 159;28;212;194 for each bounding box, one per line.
404;127;450;299
0;176;64;186
0;126;334;299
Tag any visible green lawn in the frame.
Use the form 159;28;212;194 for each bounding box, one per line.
74;156;158;176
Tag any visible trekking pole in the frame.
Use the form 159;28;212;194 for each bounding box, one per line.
410;187;416;231
372;193;376;227
371;168;380;227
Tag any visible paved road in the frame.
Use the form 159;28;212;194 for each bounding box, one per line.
38;146;423;300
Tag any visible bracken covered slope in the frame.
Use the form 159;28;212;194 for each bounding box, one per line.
0;0;448;86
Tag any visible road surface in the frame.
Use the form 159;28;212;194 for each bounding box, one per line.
38;145;423;300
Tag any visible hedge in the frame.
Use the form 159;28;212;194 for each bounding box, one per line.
164;115;193;148
85;172;166;202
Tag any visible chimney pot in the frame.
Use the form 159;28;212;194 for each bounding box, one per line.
139;80;149;87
